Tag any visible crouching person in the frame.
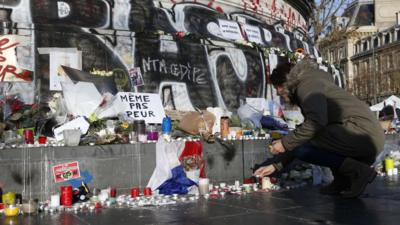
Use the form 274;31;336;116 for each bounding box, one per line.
255;58;384;198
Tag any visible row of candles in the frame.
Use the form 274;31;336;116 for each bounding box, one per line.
0;177;280;217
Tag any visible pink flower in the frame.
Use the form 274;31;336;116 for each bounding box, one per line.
175;31;185;38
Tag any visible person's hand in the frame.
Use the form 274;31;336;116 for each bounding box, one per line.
270;139;285;155
254;165;276;177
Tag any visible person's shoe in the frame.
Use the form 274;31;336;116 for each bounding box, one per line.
338;158;377;198
319;171;350;195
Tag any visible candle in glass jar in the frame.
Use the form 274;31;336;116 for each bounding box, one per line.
220;117;229;139
198;178;210;195
50;194;60;208
147;124;158;141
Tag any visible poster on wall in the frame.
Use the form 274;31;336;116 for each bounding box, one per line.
0;35;33;82
49;48;82;91
243;25;262;44
53;161;81;183
128;67;144;87
218;19;243;41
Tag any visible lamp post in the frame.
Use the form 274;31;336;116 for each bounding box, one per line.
372;35;377;104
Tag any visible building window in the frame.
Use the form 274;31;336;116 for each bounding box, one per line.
397;51;400;67
374;57;380;73
385;33;390;44
373;37;378;47
363;41;368;51
330;49;334;61
355;4;375;26
397;30;400;41
354;63;359;77
386;54;393;70
338;47;344;59
363;60;369;74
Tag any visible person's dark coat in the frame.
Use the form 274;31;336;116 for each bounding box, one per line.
274;58;384;170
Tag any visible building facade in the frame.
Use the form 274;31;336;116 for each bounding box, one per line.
318;0;400;103
352;23;400;102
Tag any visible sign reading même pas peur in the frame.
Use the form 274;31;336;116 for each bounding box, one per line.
117;92;165;124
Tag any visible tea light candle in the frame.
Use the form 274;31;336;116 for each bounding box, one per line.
243;184;252;193
89;205;95;211
234;180;240;190
138;134;147;143
253;183;258;191
49;207;56;213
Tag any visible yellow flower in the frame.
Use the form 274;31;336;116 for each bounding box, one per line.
121;122;130;129
89;113;98;123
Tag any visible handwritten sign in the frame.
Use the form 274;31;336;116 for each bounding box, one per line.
117;92;165;123
53;161;81;183
243;25;262;44
218;19;243;40
0;35;32;82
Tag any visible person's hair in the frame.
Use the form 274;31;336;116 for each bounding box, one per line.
270;62;293;86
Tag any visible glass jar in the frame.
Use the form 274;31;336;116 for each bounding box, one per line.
147;124;158;141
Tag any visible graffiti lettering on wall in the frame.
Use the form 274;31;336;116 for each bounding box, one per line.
142;57;207;85
0;0;343;112
159;0;308;31
0;35;32;82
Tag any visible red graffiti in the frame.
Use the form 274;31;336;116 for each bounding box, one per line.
0;36;31;81
271;0;276;15
286;7;293;26
0;38;19;54
0;65;19;82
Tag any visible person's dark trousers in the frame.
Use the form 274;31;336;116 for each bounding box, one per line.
291;143;345;170
291;143;377;198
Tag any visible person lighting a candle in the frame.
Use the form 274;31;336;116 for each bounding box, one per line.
254;57;384;198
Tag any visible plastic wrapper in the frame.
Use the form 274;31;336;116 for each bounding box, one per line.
178;111;215;136
237;104;263;128
61;81;103;118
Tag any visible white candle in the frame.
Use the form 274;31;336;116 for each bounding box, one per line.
234;180;240;189
198;178;210;195
50;194;60;208
262;177;273;190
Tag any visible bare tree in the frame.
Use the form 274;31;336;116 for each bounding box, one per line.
309;0;352;42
